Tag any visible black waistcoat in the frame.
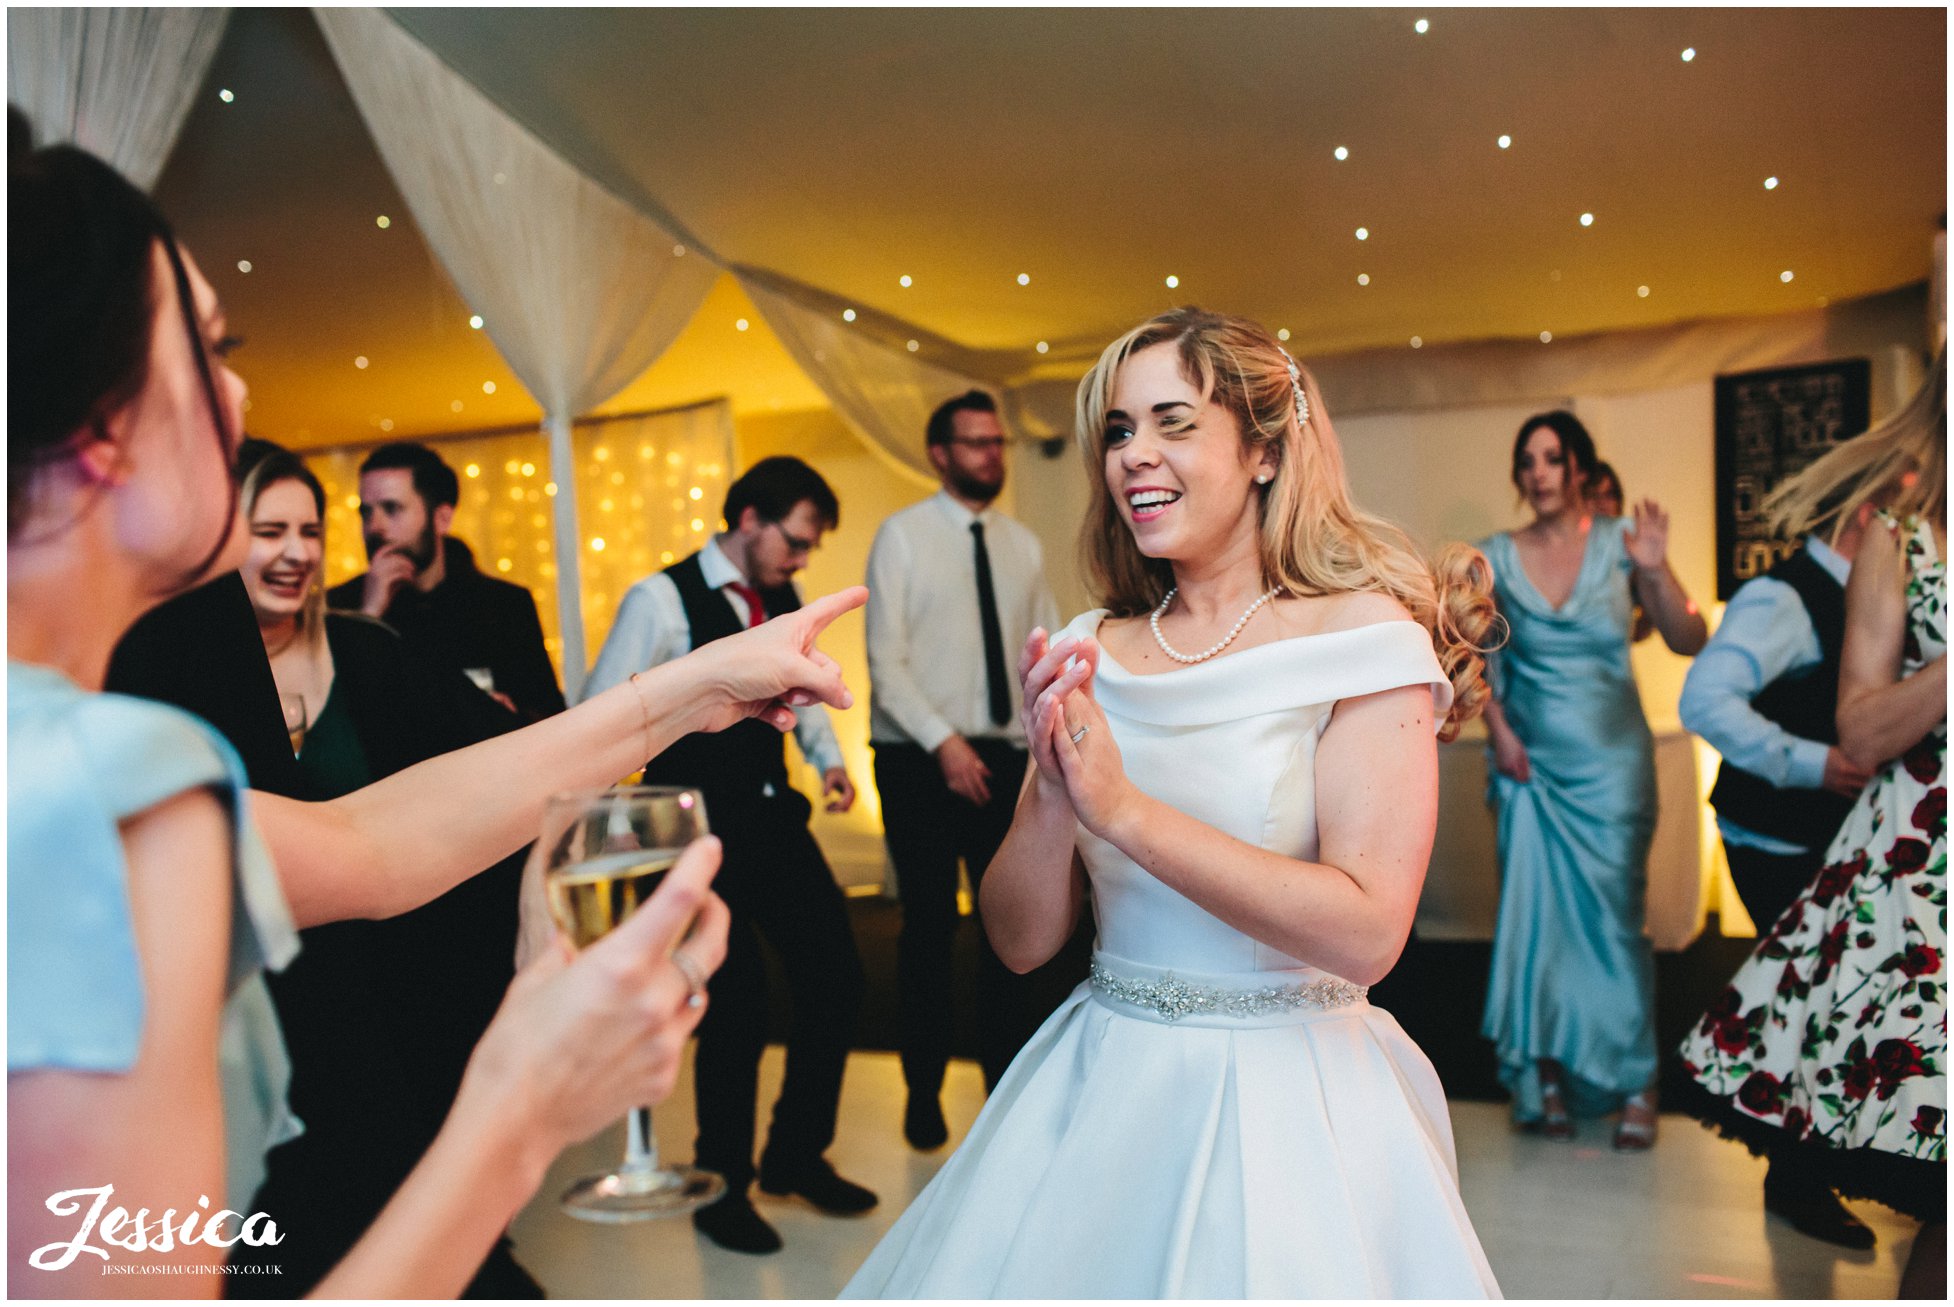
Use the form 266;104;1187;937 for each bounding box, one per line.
639;552;806;823
1707;547;1855;851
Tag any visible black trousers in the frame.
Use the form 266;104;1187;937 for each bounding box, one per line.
875;739;1085;1095
692;798;866;1195
1723;840;1823;940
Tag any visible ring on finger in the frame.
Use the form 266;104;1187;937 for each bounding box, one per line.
1069;722;1090;745
671;951;708;1009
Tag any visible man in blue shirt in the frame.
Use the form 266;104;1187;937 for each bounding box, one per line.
1679;502;1877;1249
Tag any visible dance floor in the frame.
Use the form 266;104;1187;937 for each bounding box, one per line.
509;1046;1918;1299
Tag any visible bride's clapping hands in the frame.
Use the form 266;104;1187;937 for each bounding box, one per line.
1033;644;1137;838
1019;629;1096;785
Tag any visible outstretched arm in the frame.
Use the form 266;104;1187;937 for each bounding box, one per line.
257;588;865;927
1626;501;1708;655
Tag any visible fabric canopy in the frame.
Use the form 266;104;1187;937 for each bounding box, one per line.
314;6;720;696
7;6;231;192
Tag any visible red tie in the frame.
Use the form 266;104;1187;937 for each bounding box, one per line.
725;581;766;629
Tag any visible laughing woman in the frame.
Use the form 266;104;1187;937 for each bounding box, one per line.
844;308;1502;1298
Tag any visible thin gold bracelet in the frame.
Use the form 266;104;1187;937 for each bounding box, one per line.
626;670;657;764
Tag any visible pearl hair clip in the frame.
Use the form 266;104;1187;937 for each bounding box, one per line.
1277;346;1310;428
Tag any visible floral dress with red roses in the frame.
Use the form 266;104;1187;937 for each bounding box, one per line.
1677;514;1945;1221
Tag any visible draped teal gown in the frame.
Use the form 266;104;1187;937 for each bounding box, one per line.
1479;517;1659;1122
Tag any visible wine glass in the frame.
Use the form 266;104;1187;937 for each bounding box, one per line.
279;694;308;755
535;785;724;1222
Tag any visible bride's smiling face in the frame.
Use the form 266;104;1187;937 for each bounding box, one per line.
1102;342;1274;564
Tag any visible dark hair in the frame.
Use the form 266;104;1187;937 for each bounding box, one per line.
240;441;325;520
359;441;460;511
925;389;999;448
722;455;839;531
9;107;237;576
1590;460;1623;504
1510;410;1599;491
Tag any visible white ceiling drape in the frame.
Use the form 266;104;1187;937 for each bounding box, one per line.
7;6;231;192
737;266;998;488
313;6;720;697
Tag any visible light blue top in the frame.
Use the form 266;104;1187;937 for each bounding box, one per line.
7;661;302;1207
1678;537;1849;854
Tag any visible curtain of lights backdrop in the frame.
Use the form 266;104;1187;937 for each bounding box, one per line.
306;399;736;678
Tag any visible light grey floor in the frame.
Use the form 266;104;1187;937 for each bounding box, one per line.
509;1047;1918;1299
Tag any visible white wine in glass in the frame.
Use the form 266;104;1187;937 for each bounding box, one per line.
536;785;723;1222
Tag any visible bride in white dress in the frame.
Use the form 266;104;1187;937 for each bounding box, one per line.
843;308;1503;1298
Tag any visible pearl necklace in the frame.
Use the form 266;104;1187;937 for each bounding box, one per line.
1149;585;1280;664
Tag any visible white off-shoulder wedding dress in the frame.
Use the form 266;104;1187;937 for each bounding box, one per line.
843;611;1501;1299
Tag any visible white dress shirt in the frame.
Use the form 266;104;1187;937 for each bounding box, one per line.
581;536;845;776
1679;535;1849;854
864;490;1060;751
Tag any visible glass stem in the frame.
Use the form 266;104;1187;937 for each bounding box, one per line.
623;1107;659;1176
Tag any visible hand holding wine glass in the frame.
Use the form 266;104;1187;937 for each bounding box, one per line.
460;795;729;1222
537;786;726;1219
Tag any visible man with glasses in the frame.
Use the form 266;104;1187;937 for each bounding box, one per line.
864;389;1066;1152
583;455;872;1255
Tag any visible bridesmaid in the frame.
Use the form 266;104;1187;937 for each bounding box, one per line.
1479;411;1707;1148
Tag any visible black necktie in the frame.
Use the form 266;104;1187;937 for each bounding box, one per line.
971;521;1011;727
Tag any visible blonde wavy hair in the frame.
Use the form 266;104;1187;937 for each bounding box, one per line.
1073;307;1499;741
1762;349;1946;543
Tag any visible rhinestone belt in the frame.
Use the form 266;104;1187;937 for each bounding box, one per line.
1088;959;1368;1023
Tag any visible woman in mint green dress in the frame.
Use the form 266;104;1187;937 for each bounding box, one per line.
1479;412;1707;1149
